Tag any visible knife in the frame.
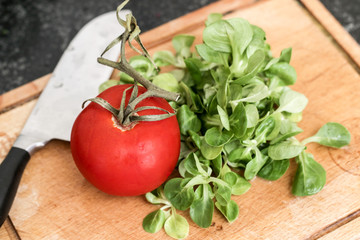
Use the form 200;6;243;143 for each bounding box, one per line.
0;9;130;227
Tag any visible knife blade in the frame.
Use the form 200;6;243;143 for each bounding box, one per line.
0;9;130;227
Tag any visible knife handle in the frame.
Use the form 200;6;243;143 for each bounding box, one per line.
0;147;30;227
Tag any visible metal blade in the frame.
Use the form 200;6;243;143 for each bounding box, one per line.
14;10;130;151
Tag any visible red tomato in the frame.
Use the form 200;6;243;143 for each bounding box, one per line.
70;84;180;196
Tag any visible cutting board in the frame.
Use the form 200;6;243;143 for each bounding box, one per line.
1;0;360;239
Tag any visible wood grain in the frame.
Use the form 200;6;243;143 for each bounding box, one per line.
0;100;37;161
0;226;11;240
0;217;21;240
0;0;360;239
311;209;360;239
319;216;360;240
0;74;50;113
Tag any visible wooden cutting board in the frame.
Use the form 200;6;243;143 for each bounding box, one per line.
1;0;360;239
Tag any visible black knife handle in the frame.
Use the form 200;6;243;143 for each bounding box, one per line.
0;147;30;227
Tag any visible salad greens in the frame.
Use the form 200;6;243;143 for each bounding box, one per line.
100;13;351;239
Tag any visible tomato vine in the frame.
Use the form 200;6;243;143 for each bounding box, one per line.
85;0;180;128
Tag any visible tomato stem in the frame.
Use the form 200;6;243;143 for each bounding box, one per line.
88;3;179;127
97;6;179;102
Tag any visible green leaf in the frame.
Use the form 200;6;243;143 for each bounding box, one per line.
153;50;176;66
246;49;266;74
241;127;256;142
229;102;247;138
171;69;186;82
264;58;280;71
227;17;253;57
207;95;219;115
215;200;239;223
178;159;188;178
152;73;180;92
216;76;228;110
302;122;351;148
205;13;223;26
164;212;189;239
119;72;135;84
190;184;214;228
255;114;281;142
254;116;274;140
203;20;233;53
270;120;303;145
292;151;326;196
98;80;120;93
200;138;223;160
179;141;193;162
189;130;201;149
267;62;297;86
277;89;308;113
211;154;223;177
232;49;265;79
211;66;231;84
203;83;217;106
279;119;301;134
250;24;266;43
164;178;195;210
183;153;201;176
205;127;233;147
258;159;290;181
224;139;243;155
245;104;259;128
244;148;268;180
172;34;195;58
194;153;212;177
214;181;232;206
221;164;233;178
283;111;303;122
142;210;166;233
184;58;204;87
145;192;166;205
229;82;243;101
129;55;157;79
223;172;251;195
176;105;202;135
217;105;230;130
196;44;229;66
179;82;203;112
268;140;305;160
279;47;292;63
247;26;267;57
265;48;292;70
228;147;252;166
231;83;269;104
264;112;282;141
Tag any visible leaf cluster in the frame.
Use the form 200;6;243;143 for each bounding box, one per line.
101;13;351;239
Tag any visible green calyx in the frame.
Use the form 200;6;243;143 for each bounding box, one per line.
84;0;180;128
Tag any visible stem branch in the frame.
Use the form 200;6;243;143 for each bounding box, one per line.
93;4;180;127
97;29;179;102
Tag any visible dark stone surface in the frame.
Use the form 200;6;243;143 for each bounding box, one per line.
0;0;359;94
0;0;217;94
321;0;360;42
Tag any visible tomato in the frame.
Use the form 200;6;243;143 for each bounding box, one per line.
70;84;180;196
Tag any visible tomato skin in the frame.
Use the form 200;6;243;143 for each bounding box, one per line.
70;84;180;196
